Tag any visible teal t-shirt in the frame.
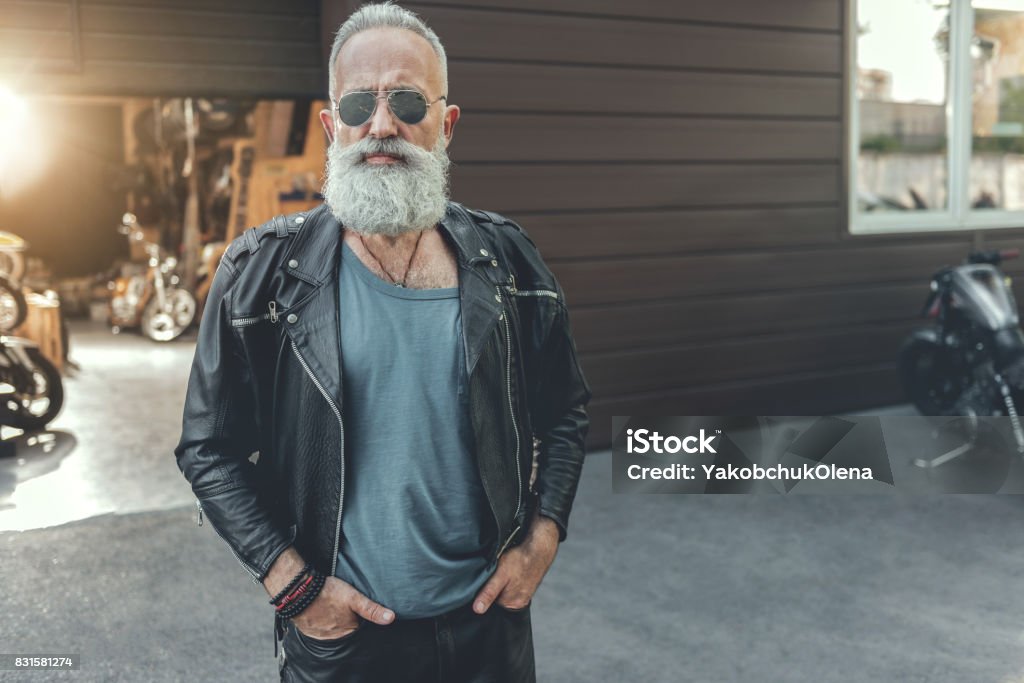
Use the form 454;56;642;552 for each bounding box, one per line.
334;240;495;618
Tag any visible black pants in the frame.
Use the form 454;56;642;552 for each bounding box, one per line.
278;600;536;683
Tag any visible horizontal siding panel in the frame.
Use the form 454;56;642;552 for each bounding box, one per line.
410;0;841;32
451;62;840;117
452;163;839;213
569;283;927;353
79;6;319;42
414;5;840;73
580;322;913;395
80;34;320;68
0;2;70;30
78;0;318;15
453;115;840;162
0;59;324;97
0;29;73;61
584;364;901;447
517;207;840;259
550;239;1024;306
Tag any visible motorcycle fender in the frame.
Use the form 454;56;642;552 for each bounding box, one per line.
0;336;39;369
900;327;942;351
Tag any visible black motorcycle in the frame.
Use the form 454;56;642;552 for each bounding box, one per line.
899;248;1024;451
0;335;63;432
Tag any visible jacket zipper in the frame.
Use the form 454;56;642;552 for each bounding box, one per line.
498;285;523;557
289;340;345;576
231;300;279;327
504;274;558;300
513;289;558;299
195;498;263;583
497;522;522;558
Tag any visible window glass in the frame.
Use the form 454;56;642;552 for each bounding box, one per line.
856;0;950;213
971;1;1024;210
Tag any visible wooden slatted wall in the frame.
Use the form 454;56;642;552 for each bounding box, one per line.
0;0;323;97
7;0;1022;448
384;0;1024;448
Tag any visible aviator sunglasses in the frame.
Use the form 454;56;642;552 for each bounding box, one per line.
334;89;447;127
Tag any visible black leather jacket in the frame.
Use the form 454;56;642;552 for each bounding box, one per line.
174;201;592;585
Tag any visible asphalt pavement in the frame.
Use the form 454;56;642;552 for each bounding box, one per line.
2;321;1024;682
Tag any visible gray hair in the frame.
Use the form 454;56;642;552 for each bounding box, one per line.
327;1;448;102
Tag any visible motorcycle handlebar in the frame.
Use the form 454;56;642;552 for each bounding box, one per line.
967;248;1019;265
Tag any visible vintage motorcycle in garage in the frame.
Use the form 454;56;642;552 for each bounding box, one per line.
108;212;197;342
899;248;1024;452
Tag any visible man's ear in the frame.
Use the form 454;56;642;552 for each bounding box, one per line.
319;108;336;144
443;104;461;145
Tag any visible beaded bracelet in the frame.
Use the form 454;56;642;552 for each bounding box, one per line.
278;572;325;619
275;573;315;611
277;578;324;620
268;563;312;606
277;571;327;620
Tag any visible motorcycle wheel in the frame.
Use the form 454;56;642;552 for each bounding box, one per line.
0;277;27;332
0;348;64;432
899;335;976;415
0;251;25;281
141;287;197;342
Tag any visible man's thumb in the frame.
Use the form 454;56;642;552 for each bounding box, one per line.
349;591;395;625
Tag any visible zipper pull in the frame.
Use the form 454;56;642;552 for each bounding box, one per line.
196;499;204;527
268;300;278;323
508;273;517;293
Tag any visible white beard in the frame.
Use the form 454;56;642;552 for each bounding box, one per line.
322;127;451;237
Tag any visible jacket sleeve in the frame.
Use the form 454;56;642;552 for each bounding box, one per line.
174;252;293;582
532;279;593;543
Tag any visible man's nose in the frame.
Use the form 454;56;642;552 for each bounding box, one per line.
367;95;398;139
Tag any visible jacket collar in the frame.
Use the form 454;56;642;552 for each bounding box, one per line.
280;201;494;284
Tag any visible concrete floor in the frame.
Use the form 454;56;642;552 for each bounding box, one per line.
2;321;1024;682
0;319;199;531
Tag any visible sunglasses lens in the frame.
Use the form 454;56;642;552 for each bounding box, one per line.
389;90;428;124
338;92;376;126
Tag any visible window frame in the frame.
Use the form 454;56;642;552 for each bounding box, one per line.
847;0;1024;234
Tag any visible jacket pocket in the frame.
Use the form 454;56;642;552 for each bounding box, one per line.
231;300;281;328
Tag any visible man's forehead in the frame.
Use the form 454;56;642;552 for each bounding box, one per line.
342;81;420;95
335;28;441;94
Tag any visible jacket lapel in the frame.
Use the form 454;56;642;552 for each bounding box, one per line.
276;204;344;408
438;203;505;375
277;201;504;410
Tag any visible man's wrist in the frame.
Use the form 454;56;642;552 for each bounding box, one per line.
262;546;306;598
527;513;560;548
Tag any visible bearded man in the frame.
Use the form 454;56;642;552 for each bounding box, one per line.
175;3;591;682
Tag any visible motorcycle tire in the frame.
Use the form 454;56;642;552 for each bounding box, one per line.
899;333;974;415
141;287;197;342
0;348;64;432
0;277;27;332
